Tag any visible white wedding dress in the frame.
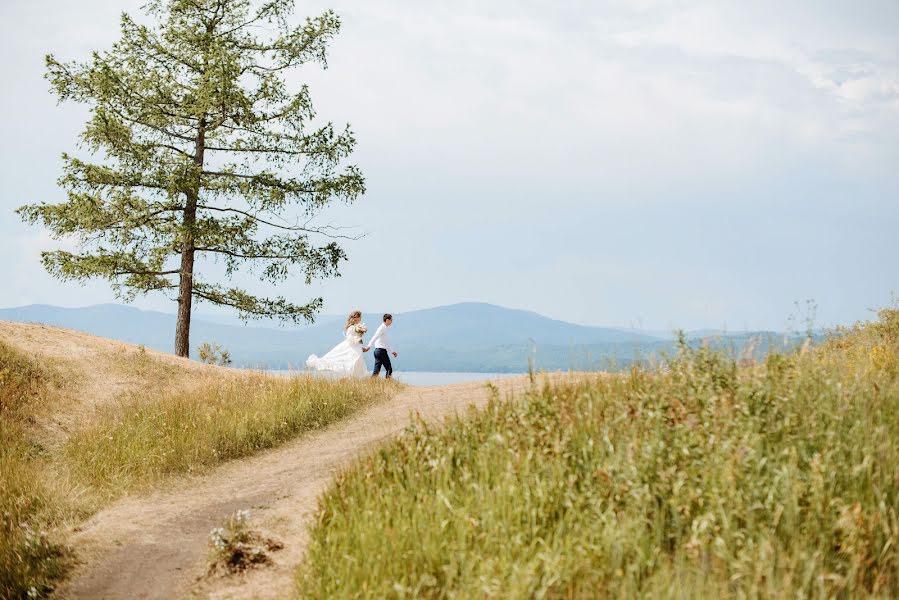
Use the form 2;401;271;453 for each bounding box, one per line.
306;327;367;378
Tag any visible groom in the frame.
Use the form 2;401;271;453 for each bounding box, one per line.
363;313;397;379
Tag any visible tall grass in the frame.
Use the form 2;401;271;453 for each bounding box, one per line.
0;340;54;418
0;343;75;599
296;310;899;598
66;374;396;495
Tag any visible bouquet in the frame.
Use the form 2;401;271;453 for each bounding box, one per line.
353;323;368;342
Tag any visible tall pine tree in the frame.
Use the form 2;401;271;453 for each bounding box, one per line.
18;0;363;357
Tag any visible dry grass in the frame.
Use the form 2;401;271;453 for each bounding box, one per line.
0;322;224;450
296;309;899;599
0;322;398;597
65;372;396;497
0;424;75;599
0;342;80;599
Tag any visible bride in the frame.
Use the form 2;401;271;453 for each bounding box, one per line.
305;310;368;378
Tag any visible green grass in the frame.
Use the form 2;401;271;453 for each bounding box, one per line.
65;373;397;496
296;310;899;599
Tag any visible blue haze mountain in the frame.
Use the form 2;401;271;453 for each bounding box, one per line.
0;303;800;372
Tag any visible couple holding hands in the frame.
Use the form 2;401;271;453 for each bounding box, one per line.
306;311;397;379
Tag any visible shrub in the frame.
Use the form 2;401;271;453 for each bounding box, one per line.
208;509;283;574
197;342;232;366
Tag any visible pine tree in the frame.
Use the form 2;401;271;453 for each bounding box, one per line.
18;0;363;357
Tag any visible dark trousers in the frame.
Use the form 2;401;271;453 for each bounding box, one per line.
372;348;393;378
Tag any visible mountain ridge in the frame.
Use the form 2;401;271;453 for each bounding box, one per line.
0;303;802;372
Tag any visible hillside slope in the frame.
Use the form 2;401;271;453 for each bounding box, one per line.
0;321;224;446
296;310;899;598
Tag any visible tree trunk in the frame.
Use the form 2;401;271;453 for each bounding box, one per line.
174;119;206;357
174;229;196;357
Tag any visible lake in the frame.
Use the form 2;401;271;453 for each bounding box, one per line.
267;370;523;386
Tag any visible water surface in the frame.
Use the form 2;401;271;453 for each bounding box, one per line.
267;370;522;387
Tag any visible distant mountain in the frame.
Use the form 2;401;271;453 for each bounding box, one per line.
192;311;346;330
0;303;810;372
381;303;658;347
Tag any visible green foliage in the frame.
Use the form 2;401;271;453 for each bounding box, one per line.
296;312;899;598
17;0;364;353
197;342;231;366
65;374;395;495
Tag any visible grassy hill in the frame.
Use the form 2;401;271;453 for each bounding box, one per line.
296;309;899;598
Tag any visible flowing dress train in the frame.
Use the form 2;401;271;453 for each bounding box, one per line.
305;327;366;378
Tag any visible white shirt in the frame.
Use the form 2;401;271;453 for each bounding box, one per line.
367;323;394;353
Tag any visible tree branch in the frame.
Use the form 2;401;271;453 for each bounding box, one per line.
196;203;362;239
113;268;180;276
195;246;297;260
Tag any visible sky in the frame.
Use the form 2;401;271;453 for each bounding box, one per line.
0;0;897;332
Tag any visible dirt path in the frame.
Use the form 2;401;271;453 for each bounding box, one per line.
54;376;532;600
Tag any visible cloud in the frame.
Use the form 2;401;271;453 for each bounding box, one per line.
289;0;899;194
1;0;896;328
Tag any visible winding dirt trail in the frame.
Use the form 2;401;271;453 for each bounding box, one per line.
54;377;531;600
